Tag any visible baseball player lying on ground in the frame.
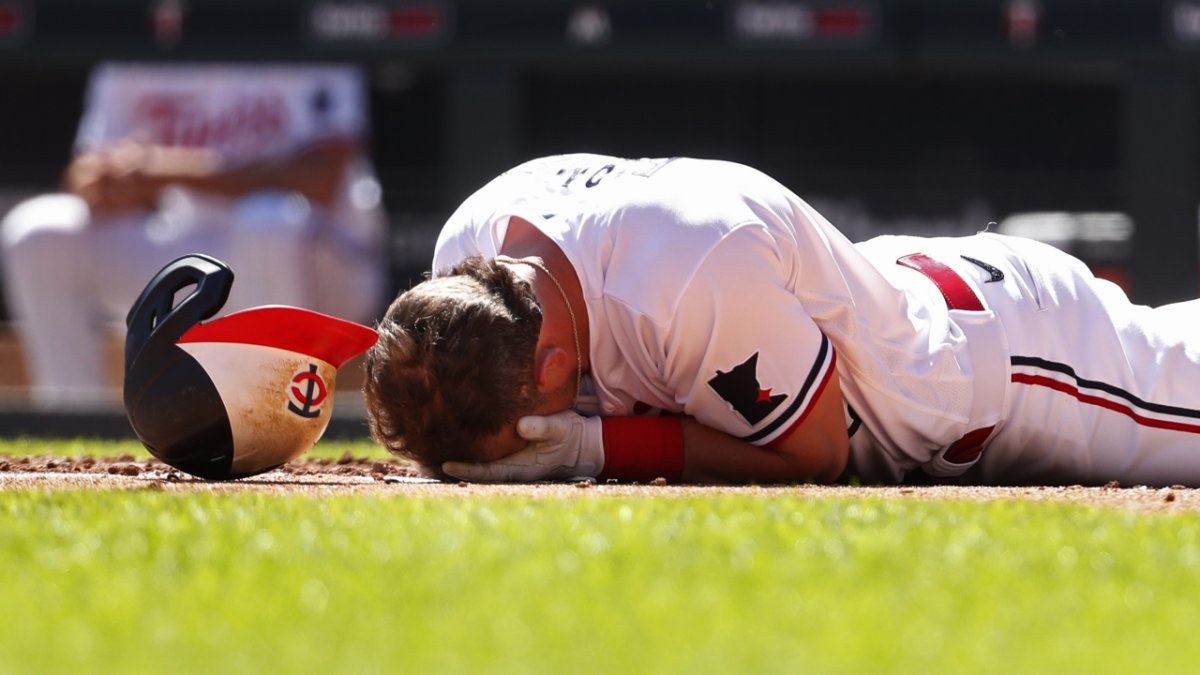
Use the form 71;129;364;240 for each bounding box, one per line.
364;154;1200;486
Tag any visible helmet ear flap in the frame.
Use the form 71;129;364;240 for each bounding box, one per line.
124;254;237;480
124;253;233;373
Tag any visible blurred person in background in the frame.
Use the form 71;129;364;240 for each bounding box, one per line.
0;62;388;407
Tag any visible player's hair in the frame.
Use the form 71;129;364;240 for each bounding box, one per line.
364;256;544;472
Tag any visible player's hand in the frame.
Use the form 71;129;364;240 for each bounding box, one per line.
63;152;110;206
64;143;161;215
442;411;605;482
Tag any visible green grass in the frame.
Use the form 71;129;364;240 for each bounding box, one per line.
2;441;1200;674
0;436;391;461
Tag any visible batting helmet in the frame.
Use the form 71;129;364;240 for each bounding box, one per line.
123;254;378;480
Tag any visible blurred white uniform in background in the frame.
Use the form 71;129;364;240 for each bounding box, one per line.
0;63;388;407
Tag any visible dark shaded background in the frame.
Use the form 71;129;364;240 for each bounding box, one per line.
0;0;1198;306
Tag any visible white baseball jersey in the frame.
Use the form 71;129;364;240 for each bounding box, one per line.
435;154;1200;487
434;154;1007;482
75;62;381;247
78;63;366;165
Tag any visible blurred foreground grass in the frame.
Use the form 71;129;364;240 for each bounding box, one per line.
1;470;1199;674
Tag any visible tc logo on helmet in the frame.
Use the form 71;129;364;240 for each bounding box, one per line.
288;364;329;418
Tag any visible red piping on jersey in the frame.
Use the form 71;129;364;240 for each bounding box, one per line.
765;350;838;449
1013;373;1200;434
896;253;985;311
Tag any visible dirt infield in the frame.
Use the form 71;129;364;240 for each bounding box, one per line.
2;453;1199;512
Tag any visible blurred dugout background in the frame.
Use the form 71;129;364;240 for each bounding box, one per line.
0;0;1198;430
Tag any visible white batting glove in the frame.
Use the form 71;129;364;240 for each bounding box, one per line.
442;410;605;482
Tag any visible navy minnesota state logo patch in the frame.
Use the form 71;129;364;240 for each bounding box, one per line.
707;352;787;425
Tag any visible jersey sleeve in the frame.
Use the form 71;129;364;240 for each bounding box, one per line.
430;211;506;276
667;225;838;447
430;180;549;275
431;226;482;275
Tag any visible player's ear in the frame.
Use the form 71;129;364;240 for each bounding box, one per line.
534;345;571;392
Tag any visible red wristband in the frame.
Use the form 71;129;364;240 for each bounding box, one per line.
598;416;685;483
